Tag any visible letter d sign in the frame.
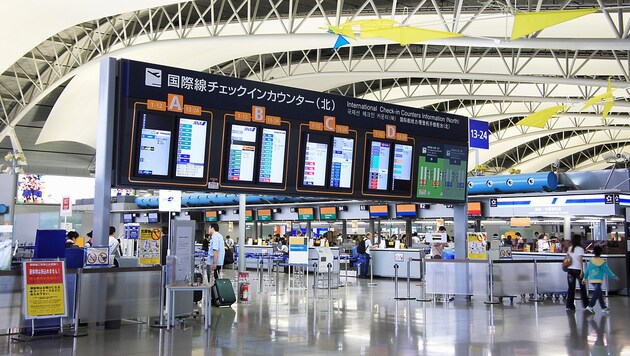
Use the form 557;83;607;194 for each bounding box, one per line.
386;124;396;139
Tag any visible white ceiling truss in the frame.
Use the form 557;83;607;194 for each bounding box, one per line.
0;0;629;176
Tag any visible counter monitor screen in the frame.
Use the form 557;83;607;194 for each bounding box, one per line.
330;137;354;188
205;211;218;222
369;205;389;219
175;118;208;178
137;112;172;176
227;125;257;182
468;201;482;216
367;141;391;190
298;207;314;221
395;204;417;218
123;213;133;223
148;212;160;223
257;209;272;221
244;209;253;222
302;133;329;187
391;144;413;193
259;128;287;184
319;206;337;220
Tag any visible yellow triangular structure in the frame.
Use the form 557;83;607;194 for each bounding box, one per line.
516;105;567;128
362;26;463;45
328;24;357;39
511;8;597;40
580;79;615;123
355;19;399;38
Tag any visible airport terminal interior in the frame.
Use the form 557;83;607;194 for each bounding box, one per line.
2;1;630;355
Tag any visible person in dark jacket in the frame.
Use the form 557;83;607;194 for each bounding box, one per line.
65;231;80;249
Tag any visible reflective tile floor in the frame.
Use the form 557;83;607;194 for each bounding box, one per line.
1;271;629;355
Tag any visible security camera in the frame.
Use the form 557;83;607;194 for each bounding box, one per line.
551;159;560;168
615;153;623;159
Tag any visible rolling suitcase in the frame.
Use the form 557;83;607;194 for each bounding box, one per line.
211;278;236;307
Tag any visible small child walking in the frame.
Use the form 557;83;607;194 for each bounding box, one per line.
582;245;620;314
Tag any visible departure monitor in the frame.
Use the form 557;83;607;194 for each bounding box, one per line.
391;144;413;193
175;118;208;179
136;112;173;177
302;133;329;187
297;207;314;221
227;125;257;182
259;128;287;184
366;141;391;191
330;137;354;189
319;206;338;220
369;205;389;219
395;204;417;218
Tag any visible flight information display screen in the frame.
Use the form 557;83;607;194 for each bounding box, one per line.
259;128;286;184
391;144;413;192
330;137;354;189
302;134;328;187
227;125;257;182
367;141;391;190
137;112;172;176
175;118;208;178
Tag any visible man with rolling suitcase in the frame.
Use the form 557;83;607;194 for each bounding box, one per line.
208;223;236;306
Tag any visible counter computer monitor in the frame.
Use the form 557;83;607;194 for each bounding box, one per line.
319;206;337;220
205;211;218;222
468;201;482;216
369;205;389;219
257;209;272;221
297;207;314;221
147;212;160;223
395;204;417;218
123;213;133;223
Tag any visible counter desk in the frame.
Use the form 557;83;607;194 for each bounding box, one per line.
508;252;627;293
370;249;424;279
0;266;161;331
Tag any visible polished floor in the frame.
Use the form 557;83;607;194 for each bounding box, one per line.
1;270;629;355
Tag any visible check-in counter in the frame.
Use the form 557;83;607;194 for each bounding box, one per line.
239;246;340;273
508;252;627;293
370;249;424;279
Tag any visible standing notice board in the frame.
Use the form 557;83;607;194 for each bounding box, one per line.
22;261;67;319
113;59;469;203
467;232;487;260
289;237;308;265
139;228;161;265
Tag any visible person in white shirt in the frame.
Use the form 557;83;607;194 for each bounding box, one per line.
225;235;235;249
108;226;121;266
565;235;589;311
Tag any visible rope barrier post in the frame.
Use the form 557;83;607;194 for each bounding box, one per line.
275;259;280;296
484;259;500;305
344;256;349;287
313;262;319;299
327;263;332;300
406;257;412;299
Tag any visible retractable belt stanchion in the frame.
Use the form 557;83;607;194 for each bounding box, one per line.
344;256;349;287
532;259;543;302
396;258;414;300
367;257;377;287
312;262;318;299
64;268;88;337
151;265;168;328
327;263;333;300
484;259;500;304
394;264;401;300
258;259;264;293
416;257;431;302
275;260;280;296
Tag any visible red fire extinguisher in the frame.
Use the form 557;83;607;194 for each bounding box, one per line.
240;283;249;302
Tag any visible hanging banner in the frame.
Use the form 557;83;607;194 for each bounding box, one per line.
22;260;67;319
467;232;487;260
288;236;308;265
139;228;161;265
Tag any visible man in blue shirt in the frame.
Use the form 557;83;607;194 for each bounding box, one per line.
208;223;225;281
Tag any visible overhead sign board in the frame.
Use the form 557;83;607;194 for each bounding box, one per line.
469;119;489;149
113;59;469;203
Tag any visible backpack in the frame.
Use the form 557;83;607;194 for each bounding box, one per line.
357;239;366;254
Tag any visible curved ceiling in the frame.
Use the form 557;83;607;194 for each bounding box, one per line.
1;0;629;177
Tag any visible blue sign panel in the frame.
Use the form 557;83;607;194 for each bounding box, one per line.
469;119;489;149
